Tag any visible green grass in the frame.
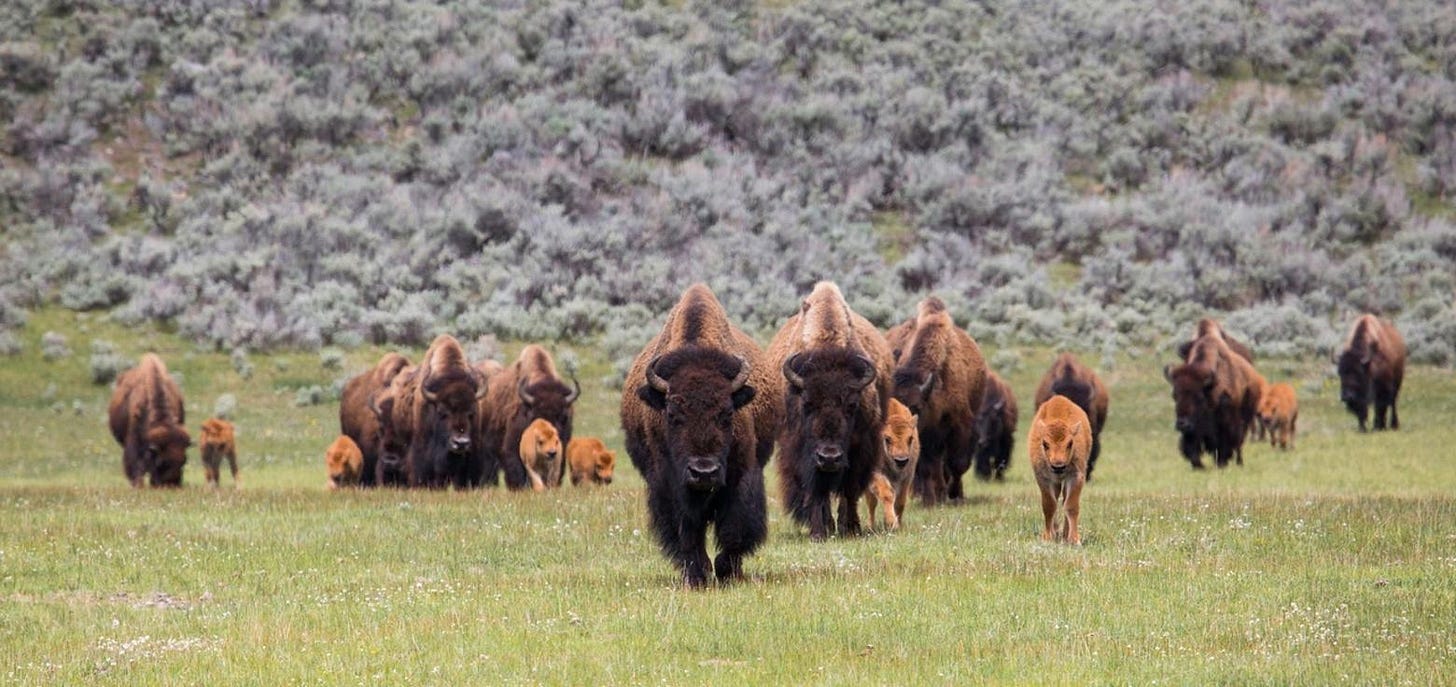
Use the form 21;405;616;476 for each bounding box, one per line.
2;310;1455;684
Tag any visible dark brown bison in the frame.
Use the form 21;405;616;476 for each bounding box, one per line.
478;345;580;490
619;283;784;588
889;297;987;504
1176;318;1254;363
973;370;1018;481
397;335;488;489
108;353;191;487
1335;314;1407;432
340;352;410;487
1165;334;1262;469
1032;354;1110;480
768;281;894;540
369;364;416;487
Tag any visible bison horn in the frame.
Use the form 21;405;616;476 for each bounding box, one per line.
853;354;877;390
782;353;806;390
730;355;751;391
473;370;489;400
646;356;670;393
918;371;935;396
419;364;437;403
564;375;581;404
516;378;536;406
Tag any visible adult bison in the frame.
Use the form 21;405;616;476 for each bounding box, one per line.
768;281;894;540
1165;334;1262;469
108;353;191;488
478;345;580;490
377;336;488;489
369;364;416;487
1335;314;1406;432
1032;354;1110;480
339;352;410;487
619;283;783;588
1176;318;1254;363
889;297;987;504
973;370;1018;482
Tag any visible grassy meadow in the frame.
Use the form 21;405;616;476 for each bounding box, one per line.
2;309;1454;684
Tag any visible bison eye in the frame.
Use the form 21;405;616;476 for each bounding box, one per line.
1041;440;1050;453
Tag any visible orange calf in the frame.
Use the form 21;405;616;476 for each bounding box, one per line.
1028;395;1091;545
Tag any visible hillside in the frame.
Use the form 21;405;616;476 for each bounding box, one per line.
2;0;1455;369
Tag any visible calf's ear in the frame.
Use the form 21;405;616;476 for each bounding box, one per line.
637;384;668;411
730;384;757;410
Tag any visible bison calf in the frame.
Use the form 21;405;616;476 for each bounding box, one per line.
865;399;919;531
518;418;564;491
1258;383;1299;451
567;437;616;486
325;435;364;490
199;418;239;488
1028;395;1091;546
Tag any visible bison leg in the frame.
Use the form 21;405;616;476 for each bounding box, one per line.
712;471;766;584
1086;434;1102;481
944;427;973;502
1063;479;1083;546
1178;433;1205;469
225;447;240;488
1038;483;1057;542
836;491;862;537
994;439;1012;481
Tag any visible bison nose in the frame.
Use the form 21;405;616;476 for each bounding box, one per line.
449;436;472;452
1175;418;1193;433
892;456;911;469
602;476;613;485
546;449;559;460
814;445;844;471
685;458;721;487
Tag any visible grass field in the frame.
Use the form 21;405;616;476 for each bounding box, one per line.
2;309;1454;684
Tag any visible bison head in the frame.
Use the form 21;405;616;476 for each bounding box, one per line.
882;410;919;479
1033;416;1082;475
1165;362;1216;437
145;424;191;487
515;375;580;448
422;368;487;454
890;367;936;419
370;394;406;473
638;346;754;491
783;350;877;472
974;396;1006;449
1335;347;1372;428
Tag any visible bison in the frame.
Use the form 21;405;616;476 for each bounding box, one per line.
865;398;919;531
1164;334;1262;469
340;352;410;487
404;335;488;488
369;364;416;487
890;297;987;504
1028;395;1091;546
325;435;364;490
619;283;783;588
1032;354;1109;480
1335;314;1406;432
768;281;894;540
198;418;239;489
109;353;191;488
973;370;1018;482
517;418;564;491
1176;318;1254;363
479;345;580;490
1258;382;1299;450
567;437;616;486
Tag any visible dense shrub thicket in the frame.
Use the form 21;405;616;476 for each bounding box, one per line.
2;0;1454;369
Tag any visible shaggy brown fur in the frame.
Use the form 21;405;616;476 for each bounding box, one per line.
865;398;919;531
339;352;410;488
1032;353;1110;480
1176;318;1254;363
518;418;564;491
619;283;783;588
108;353;190;488
890;297;987;504
1258;383;1299;450
479;345;580;490
567;437;616;486
325;435;364;490
199;418;239;488
1165;334;1263;469
1028;395;1091;545
1336;314;1407;432
767;282;895;540
370;364;417;487
883;317;916;361
973;370;1018;481
399;335;488;489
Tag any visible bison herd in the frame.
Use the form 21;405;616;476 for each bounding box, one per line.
105;285;1408;588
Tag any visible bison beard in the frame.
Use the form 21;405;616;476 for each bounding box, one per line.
632;347;764;588
777;350;880;541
